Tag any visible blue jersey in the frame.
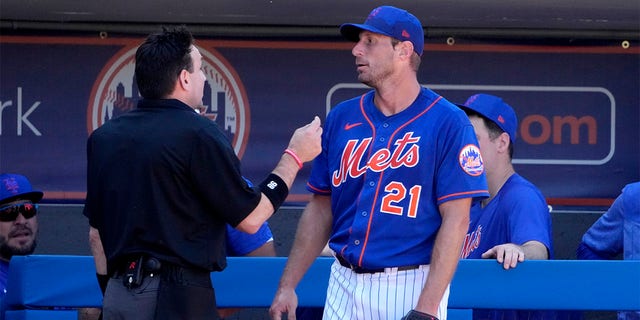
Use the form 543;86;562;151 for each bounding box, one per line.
308;88;489;269
578;181;640;260
461;173;553;259
578;182;640;320
461;173;557;320
0;260;7;296
225;222;274;256
0;260;8;319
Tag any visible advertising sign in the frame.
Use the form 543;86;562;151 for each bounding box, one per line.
1;36;638;204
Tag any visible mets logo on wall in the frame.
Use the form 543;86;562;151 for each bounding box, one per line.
87;45;251;158
459;144;484;176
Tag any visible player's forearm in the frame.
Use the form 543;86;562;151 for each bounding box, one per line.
278;195;332;290
521;240;549;260
414;199;470;315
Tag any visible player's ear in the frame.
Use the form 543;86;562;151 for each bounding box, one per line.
398;41;413;59
497;132;510;153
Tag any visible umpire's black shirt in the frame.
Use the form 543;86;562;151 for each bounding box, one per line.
84;98;262;275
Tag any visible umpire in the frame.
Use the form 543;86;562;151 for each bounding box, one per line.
84;26;321;320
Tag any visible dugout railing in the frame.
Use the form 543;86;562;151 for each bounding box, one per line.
4;255;640;319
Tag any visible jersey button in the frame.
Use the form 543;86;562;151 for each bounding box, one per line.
354;240;360;245
383;123;389;128
379;137;385;142
369;181;375;186
361;211;367;216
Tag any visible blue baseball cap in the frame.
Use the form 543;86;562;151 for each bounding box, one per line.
460;94;518;142
340;6;424;56
0;173;43;205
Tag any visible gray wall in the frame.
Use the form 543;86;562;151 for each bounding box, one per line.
36;204;604;259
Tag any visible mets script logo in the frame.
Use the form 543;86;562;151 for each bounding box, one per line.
460;225;482;258
459;144;484;176
87;45;251;158
332;132;420;187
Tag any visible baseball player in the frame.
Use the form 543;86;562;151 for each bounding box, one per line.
457;94;556;320
577;181;640;320
270;6;488;320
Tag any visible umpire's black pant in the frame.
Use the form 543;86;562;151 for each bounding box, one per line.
103;263;219;320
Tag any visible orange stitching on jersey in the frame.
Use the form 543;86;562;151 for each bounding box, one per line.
306;182;330;194
437;190;489;202
387;95;442;148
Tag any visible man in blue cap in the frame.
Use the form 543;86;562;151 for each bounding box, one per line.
0;173;43;298
458;94;552;268
271;6;488;320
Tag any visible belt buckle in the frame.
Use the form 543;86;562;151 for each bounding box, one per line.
338;256;380;274
338;256;353;269
348;263;363;273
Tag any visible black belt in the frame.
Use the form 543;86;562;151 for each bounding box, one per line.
112;255;211;288
336;255;420;274
112;256;159;276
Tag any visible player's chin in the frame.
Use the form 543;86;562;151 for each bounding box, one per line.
357;75;373;87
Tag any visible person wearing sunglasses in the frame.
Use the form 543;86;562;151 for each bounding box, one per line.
0;173;43;302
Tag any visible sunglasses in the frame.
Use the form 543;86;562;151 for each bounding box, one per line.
0;203;38;222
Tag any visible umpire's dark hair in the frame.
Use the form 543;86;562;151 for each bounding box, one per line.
463;109;515;159
135;25;194;99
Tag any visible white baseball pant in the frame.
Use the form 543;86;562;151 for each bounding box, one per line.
322;260;449;320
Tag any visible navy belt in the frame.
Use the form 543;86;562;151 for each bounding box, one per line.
336;255;420;274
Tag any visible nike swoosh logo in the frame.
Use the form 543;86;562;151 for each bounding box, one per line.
344;122;363;130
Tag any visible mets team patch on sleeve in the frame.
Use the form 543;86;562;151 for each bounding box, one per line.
459;144;484;176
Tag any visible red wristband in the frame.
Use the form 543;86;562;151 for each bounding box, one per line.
284;149;303;169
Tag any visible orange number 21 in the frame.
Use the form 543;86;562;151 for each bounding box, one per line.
380;182;421;218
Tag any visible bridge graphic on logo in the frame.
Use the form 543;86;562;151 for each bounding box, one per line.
88;45;250;157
